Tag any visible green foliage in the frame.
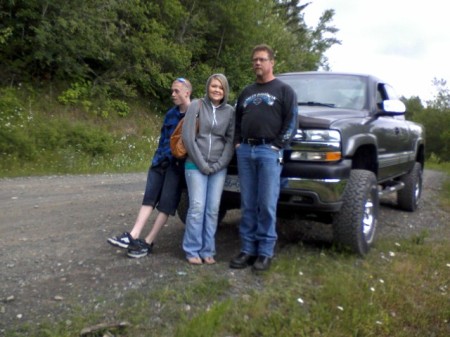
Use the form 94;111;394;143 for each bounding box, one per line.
0;87;35;159
413;106;450;162
57;82;132;117
0;0;339;106
57;81;92;105
404;80;450;162
0;26;12;44
402;95;424;120
0;86;158;177
106;99;131;117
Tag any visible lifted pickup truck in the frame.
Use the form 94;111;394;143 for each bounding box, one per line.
177;71;425;255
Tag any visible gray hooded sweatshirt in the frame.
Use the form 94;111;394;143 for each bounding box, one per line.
182;74;235;175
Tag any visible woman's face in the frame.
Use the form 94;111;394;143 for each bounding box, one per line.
208;78;224;106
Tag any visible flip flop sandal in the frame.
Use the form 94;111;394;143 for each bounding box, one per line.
187;257;202;265
203;257;216;265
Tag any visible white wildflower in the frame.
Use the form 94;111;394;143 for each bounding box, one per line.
370;287;375;292
389;251;395;257
337;306;344;311
297;298;304;304
379;279;385;284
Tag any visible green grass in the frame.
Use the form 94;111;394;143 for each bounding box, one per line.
6;232;449;337
171;238;450;337
0;86;163;177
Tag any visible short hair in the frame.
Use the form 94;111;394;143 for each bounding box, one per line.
251;44;274;60
174;77;192;92
208;73;229;99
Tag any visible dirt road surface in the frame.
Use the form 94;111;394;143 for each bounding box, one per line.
1;170;448;333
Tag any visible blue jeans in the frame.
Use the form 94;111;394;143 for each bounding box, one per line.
183;165;227;259
236;144;283;257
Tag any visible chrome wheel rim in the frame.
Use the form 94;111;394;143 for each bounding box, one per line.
362;197;376;243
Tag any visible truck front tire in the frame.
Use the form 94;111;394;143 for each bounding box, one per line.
333;169;379;256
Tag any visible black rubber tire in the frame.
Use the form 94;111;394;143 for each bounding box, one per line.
176;190;227;225
397;162;422;212
333;169;379;256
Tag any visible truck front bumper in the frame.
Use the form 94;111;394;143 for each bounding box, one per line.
222;159;352;213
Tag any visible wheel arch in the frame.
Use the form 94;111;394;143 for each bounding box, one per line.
344;133;377;157
351;144;378;174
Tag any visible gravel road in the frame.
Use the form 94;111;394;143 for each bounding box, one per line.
0;169;448;333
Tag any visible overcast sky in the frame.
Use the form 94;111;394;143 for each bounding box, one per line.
304;0;449;102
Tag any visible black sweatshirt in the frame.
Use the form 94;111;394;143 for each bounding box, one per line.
234;78;298;149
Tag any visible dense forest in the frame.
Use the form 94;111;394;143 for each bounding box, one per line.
0;0;449;176
0;0;338;103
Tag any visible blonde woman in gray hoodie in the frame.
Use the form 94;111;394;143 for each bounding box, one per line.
181;74;235;265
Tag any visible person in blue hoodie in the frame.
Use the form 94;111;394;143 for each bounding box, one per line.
181;74;235;265
107;78;191;258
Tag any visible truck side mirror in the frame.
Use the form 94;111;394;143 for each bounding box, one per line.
383;99;406;114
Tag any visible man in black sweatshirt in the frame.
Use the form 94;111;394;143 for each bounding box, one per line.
230;44;297;272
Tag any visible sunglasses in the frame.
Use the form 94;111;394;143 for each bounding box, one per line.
175;77;190;90
176;77;187;83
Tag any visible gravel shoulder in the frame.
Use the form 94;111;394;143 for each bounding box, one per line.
0;169;448;332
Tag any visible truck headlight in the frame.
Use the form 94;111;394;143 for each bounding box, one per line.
290;129;342;162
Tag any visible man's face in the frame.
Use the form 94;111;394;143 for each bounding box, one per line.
171;81;190;106
252;50;273;78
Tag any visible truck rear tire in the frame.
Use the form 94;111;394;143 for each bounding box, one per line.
397;162;422;212
333;169;379;256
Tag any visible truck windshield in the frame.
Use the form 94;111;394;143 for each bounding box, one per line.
280;74;367;110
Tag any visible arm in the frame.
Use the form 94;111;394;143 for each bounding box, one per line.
272;86;298;149
182;99;211;174
234;96;243;147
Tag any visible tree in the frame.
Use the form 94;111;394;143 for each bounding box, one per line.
274;0;340;71
0;0;339;104
427;78;450;110
412;78;450;162
401;95;424;120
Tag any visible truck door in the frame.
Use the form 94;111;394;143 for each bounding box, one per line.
371;83;411;180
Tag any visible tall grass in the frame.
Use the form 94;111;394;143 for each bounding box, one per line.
0;86;162;177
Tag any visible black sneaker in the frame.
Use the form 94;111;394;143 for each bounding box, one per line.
127;239;154;258
107;232;134;249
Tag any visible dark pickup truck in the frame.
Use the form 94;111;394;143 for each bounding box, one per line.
177;71;425;255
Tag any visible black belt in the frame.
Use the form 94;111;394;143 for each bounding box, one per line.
241;138;273;146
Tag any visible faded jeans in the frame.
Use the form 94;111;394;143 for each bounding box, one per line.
236;144;282;257
183;166;227;259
